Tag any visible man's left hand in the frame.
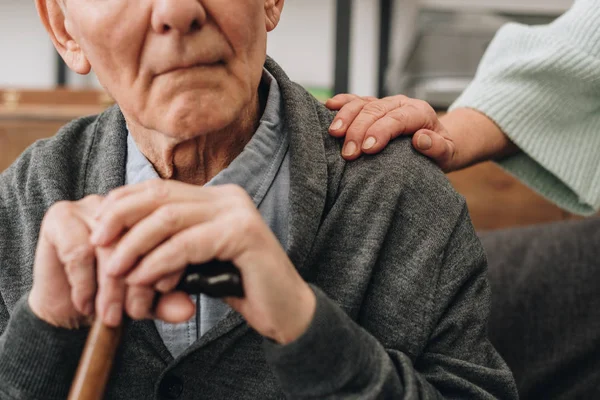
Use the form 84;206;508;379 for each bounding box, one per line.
92;179;316;345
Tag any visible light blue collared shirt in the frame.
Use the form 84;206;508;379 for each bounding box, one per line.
125;70;289;358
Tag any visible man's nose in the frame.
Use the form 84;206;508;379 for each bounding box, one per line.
151;0;207;35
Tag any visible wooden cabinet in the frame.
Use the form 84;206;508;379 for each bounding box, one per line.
0;89;581;231
0;88;109;171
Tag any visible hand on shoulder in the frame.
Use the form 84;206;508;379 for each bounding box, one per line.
326;94;518;172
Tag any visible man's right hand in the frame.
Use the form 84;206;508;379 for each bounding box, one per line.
28;195;103;329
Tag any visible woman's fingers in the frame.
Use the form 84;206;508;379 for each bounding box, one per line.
325;93;362;111
333;96;403;159
412;130;456;172
327;94;450;162
326;93;378;110
328;97;368;139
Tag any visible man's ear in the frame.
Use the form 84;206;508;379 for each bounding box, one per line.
265;0;284;32
35;0;91;75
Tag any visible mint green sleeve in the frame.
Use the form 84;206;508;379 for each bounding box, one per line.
450;0;600;215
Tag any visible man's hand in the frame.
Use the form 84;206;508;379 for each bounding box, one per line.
29;195;103;329
326;94;518;172
92;180;316;345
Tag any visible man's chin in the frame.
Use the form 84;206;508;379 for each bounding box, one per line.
153;112;234;141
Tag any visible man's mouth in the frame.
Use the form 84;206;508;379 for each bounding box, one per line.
162;60;225;75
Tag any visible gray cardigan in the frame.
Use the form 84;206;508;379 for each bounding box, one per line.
0;59;517;399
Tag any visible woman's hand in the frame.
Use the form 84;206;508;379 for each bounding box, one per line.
326;94;518;172
92;180;316;345
326;94;457;170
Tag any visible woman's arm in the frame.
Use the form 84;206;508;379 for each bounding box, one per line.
439;108;519;168
326;96;519;172
328;0;600;215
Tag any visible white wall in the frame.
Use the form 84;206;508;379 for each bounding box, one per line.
0;0;56;88
267;0;336;90
269;0;381;96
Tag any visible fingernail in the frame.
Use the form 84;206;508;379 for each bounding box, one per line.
104;303;122;326
417;134;432;150
342;141;357;157
363;136;377;150
330;119;343;131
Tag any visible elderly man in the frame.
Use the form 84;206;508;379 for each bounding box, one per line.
0;0;516;399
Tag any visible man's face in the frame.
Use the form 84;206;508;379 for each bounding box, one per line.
60;0;277;140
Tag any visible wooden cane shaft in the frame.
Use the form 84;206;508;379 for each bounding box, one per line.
68;318;123;400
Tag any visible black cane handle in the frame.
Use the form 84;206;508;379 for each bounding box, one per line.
176;261;244;298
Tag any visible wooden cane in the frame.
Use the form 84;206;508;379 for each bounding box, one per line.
67;261;244;400
68;319;123;400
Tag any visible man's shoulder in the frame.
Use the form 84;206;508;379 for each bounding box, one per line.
299;95;466;223
328;134;470;251
343;137;464;213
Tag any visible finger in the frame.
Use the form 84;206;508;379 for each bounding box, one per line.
361;102;440;154
342;96;409;160
155;271;184;293
76;195;104;229
126;221;225;286
63;246;97;317
95;178;161;219
45;203;97;316
328;98;368;140
328;95;387;135
154;292;196;324
412;130;455;171
125;285;156;320
96;246;126;327
106;202;218;276
324;93;361;111
92;180;215;246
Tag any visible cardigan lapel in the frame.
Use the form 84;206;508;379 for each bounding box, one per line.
265;57;329;279
82;105;128;197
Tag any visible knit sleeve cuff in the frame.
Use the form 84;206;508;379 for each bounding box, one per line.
0;294;89;400
448;20;600;216
263;285;390;398
452;79;598;216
